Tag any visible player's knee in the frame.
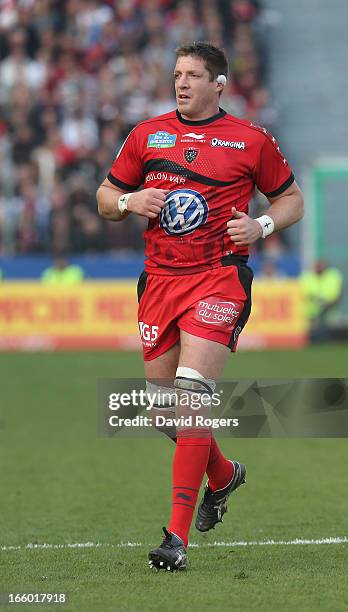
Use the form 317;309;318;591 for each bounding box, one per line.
174;367;214;440
145;381;176;440
174;366;215;416
174;366;216;397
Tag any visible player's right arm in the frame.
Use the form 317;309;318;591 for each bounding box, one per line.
96;178;168;222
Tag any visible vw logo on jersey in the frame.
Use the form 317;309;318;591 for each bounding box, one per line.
160;189;208;236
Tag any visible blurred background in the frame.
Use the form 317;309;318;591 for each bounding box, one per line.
0;0;347;350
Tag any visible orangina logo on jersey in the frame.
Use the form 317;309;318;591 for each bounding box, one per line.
160;189;208;236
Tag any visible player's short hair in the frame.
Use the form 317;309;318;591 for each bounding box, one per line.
175;41;228;82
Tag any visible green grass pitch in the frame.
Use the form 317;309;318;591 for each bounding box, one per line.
0;345;348;611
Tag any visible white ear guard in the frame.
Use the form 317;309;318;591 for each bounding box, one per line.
216;74;227;86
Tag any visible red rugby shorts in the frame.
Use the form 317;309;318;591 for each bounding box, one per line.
137;264;253;361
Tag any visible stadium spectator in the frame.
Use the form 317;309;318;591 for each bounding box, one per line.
0;0;278;256
301;260;344;342
41;253;85;284
0;27;46;101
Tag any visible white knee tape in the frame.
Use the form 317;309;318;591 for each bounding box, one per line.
175;366;216;394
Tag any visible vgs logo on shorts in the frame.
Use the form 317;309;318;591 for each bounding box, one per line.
139;322;159;347
160;188;208;236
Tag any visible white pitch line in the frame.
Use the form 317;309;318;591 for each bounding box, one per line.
202;537;348;547
1;536;347;552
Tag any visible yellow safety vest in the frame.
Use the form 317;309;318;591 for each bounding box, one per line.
300;268;343;318
41;265;84;285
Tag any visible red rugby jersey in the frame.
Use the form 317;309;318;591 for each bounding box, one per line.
107;109;294;275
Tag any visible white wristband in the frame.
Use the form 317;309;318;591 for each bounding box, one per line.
255;215;275;239
117;192;133;214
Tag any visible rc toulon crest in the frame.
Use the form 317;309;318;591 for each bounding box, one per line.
184;148;199;163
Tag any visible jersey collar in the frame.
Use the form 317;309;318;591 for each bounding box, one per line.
176;108;226;126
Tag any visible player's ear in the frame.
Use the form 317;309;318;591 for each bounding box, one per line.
216;75;227;86
216;74;227;94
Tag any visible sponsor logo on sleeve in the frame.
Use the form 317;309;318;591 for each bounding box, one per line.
147;131;177;148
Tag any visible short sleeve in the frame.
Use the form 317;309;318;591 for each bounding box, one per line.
254;133;295;197
107;128;143;191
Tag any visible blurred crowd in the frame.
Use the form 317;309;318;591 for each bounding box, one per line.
0;0;281;256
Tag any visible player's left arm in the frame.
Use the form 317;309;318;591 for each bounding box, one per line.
227;181;304;247
228;128;305;246
227;181;304;246
265;179;304;230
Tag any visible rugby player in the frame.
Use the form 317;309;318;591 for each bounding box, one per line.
97;42;304;572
